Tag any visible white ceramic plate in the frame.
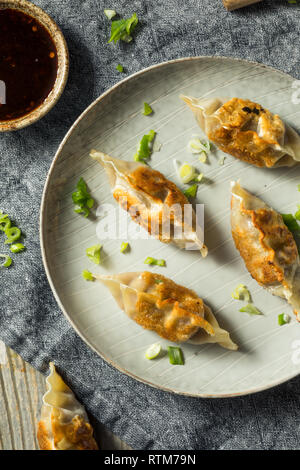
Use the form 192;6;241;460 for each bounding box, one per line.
41;57;300;397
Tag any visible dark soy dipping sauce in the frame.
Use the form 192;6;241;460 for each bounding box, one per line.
0;8;58;121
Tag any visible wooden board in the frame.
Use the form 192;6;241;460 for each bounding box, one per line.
0;342;130;450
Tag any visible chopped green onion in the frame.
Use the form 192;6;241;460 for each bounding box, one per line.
0;215;11;232
218;156;226;166
4;226;21;244
183;184;198;199
295;209;300;221
145;343;162;360
120;241;129;253
143;102;153;116
108;12;138;44
281;213;300;232
82;270;94;281
188;138;210;154
198;151;207;163
239;304;262;316
104;9;117;19
86;244;102;264
155;279;164;284
0;254;12;268
72;177;94;218
278;313;291;325
298;184;300;192
195;173;204;183
10;243;25;253
144;257;166;266
116;63;124;73
178;163;197;184
231;284;251;302
134;130;156;162
167;346;184;365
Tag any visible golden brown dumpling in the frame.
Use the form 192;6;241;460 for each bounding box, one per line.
231;181;300;320
90;150;207;256
182;96;300;168
92;271;237;350
37;363;98;450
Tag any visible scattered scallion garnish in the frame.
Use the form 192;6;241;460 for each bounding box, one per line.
82;270;94;281
0;214;11;232
116;63;124;73
178;163;197;184
231;284;251;303
72;177;94;218
188;137;210;154
134;130;156;162
4;226;21;245
10;243;25;253
167;346;184;365
145;343;162;360
195;173;204;183
144;257;166;266
104;9;117;20
295;208;300;221
239;304;262;316
183;184;198;199
278;313;291;326
0;254;12;268
86;244;102;264
108;12;138;44
218;156;226;166
143;102;153;116
198;151;207;163
155;279;164;284
120;241;129;253
281;213;300;232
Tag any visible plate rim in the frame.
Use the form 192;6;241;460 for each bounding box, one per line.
40;55;300;398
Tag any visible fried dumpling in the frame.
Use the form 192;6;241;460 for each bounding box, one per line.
182;96;300;168
92;271;237;350
90;150;207;256
231;181;300;320
37;362;98;450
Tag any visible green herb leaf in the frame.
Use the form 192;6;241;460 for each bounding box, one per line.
167;346;184;365
116;63;124;73
183;184;198;199
143;102;153;116
86;244;102;264
278;313;291;325
281;213;300;232
239;304;262;316
82;270;94;281
134;130;156;162
108;13;138;44
144;257;166;266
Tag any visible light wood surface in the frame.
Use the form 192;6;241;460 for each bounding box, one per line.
0;342;130;450
223;0;263;10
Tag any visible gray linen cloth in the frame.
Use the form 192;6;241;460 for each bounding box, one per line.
1;0;300;450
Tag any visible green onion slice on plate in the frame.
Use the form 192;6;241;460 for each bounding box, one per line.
145;343;162;360
167;346;184;365
0;254;12;268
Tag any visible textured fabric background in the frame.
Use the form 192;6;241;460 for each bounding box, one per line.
1;0;300;450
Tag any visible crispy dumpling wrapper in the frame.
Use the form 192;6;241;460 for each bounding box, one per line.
37;362;98;450
182;96;300;168
90;150;207;256
231;181;300;320
93;271;237;350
